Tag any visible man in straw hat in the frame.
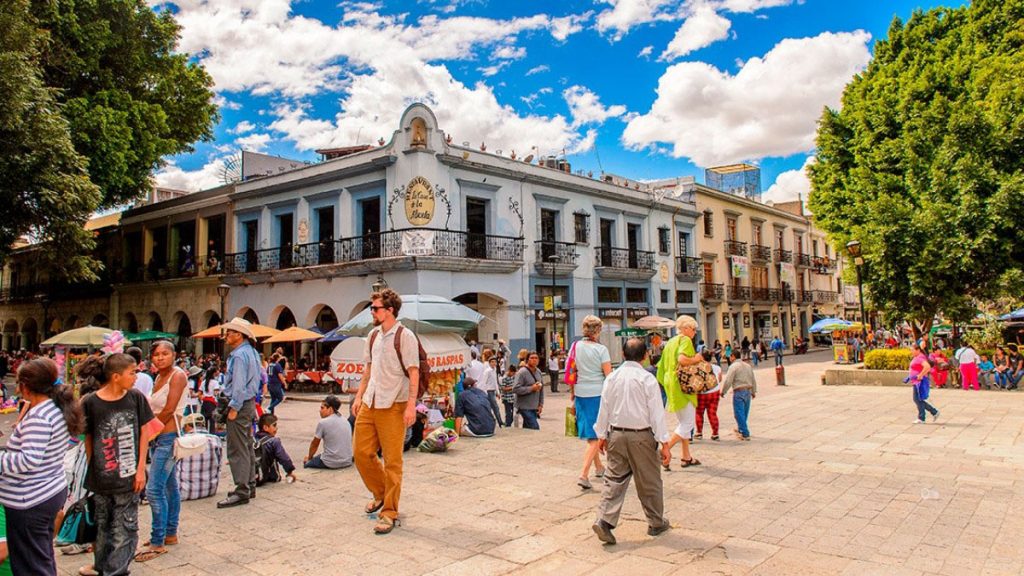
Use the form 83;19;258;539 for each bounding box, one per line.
217;318;262;508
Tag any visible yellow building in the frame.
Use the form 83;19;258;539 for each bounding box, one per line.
693;183;841;349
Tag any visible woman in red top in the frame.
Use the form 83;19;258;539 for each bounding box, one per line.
909;344;940;424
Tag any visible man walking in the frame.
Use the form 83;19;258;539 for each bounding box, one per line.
352;289;420;535
513;352;545;429
547;353;560;393
217;318;261;508
592;338;671;545
721;351;757;440
770;335;784;366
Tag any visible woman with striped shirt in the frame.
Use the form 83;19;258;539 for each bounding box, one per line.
0;357;84;575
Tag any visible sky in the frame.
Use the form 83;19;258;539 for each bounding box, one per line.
151;0;962;204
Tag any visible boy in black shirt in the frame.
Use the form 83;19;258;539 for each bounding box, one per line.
80;353;162;574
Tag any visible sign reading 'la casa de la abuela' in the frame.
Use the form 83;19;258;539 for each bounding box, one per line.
405;176;435;226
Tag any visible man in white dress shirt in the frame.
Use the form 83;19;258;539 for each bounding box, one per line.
592;338;672;545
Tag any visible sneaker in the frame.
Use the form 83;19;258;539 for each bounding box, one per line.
577;477;593;490
711;435;720;441
913;419;925;424
741;435;751;441
931;410;940;422
61;544;92;556
592;520;616;545
595;469;605;478
647;522;671;537
695;433;703;440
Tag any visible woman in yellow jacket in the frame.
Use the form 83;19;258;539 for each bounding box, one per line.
656;315;704;469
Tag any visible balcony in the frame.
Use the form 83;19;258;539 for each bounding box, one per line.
724;240;748;257
222;228;524;283
534;241;579;277
774;249;793;263
728;285;751;301
1;278;113;303
811;256;836;274
594;246;656;281
675;256;703;282
700;283;724;301
750;244;771;263
796;290;814;303
813;290;839;304
750;287;772;302
796;253;813;268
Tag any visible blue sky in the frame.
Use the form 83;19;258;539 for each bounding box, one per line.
155;0;961;203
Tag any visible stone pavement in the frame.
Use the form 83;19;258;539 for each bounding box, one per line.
39;353;1024;575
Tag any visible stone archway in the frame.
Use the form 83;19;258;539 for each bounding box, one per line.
22;317;39;351
148;311;164;332
121;312;140;333
305;304;339;332
271;306;297;331
237;307;259;325
172;311;193;354
348;300;371;320
3;319;19;351
91;314;110;328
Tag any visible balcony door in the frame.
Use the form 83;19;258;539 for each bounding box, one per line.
316;207;334;264
359;197;381;258
243;220;258;272
678;231;690;256
599;218;613;266
540;209;557;261
627;223;640;268
277;213;293;268
466;198;488;259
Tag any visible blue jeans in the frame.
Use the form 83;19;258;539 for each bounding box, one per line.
1009;370;1024;389
502;400;515;427
774;351;783;366
304;455;350;469
146;432;180;547
751;351;760;366
519;409;539;430
268;385;285;414
913;385;937;421
486;390;503;426
732;389;751;438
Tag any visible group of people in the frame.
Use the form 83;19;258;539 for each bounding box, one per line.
696;336;787;368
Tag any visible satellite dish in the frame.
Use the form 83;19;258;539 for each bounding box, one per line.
219;153;242;184
523;154;534;164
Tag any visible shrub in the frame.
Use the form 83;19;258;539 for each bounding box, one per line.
865;349;913;371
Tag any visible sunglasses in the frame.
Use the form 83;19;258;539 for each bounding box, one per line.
369;305;388;312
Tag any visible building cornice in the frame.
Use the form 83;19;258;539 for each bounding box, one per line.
231;155;397;201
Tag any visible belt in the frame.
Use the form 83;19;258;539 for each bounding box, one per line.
610;426;651;433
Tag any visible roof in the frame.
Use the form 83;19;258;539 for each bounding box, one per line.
706;163;759;175
316;145;374;160
85;212;121;231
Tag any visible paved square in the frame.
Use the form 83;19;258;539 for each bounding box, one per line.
43;354;1024;575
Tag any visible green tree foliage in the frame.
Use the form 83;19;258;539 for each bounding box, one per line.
31;0;219;208
0;0;101;281
809;0;1024;335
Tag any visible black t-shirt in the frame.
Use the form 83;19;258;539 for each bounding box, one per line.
82;389;157;494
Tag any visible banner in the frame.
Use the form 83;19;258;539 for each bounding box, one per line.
843;286;860;306
779;262;796;286
731;255;749;279
401;229;435;256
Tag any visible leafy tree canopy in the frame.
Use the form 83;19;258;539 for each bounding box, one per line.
0;0;101;281
32;0;219;209
809;0;1024;334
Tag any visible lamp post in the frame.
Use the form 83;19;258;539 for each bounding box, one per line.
548;254;561;352
217;283;230;339
845;240;868;342
371;273;388;294
35;293;51;344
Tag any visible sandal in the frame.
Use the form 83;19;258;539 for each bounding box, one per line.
134;547;168;562
78;566;99;576
142;536;178;546
374;516;401;535
364;499;384;515
680;458;702;468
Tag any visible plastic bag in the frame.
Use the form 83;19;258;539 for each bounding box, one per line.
565;406;578;437
418;427;458;453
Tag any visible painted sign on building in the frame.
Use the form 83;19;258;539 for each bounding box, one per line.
405;176;435;226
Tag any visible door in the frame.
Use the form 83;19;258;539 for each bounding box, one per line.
243;220;258;272
678;231;689;256
627;224;640;268
705;312;717;345
317;207;334;264
278;213;293;268
599;219;613;266
466;198;488;258
360;198;381;258
540;209;557;261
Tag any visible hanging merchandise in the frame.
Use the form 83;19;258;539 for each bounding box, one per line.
731;255;749;279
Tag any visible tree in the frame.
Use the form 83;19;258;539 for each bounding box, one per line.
31;0;219;208
0;0;101;281
809;0;1024;336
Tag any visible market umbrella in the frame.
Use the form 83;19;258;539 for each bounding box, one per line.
631;315;676;330
998;308;1024;321
123;330;178;342
339;294;484;337
42;326;128;348
809;318;852;334
929;323;952;335
192;323;281;339
319;326;349;343
265;326;326;368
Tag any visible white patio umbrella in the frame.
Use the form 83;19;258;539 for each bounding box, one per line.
339;294;484;337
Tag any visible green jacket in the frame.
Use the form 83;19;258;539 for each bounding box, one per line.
657;335;698;411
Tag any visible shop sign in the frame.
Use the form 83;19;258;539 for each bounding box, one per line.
405;176;435;226
722;313;731;329
772;314;779;327
743;313;751;328
401;229;435;255
627;307;649;319
599;308;623;319
333;361;365;377
536;309;568;320
731;255;749;279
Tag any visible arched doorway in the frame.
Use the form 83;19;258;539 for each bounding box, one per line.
238;307;259;325
348;301;371;320
173;311;193;354
22;318;39;351
91;314;110;328
307;304;339;332
273;306;296;330
3;319;19;351
121;312;139;333
453;292;506;351
148;312;164;332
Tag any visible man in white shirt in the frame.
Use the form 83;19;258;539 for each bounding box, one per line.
127;347;154;397
464;350;485;387
592;338;672;546
547;353;560;393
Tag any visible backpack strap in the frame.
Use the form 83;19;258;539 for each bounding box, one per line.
370;325;410;377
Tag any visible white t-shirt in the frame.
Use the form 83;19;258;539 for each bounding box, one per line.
702;364;723;395
134;371;154;397
548;356;559;371
957;347;979;366
465;359;486;384
573;340;612;398
477;366;499;393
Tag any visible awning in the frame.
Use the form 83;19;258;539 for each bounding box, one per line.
329;332;470;381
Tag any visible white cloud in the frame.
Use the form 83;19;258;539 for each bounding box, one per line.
717;0;796;13
213;95;242;110
228;120;256;134
638;45;654;59
595;0;679;41
568;128;598;154
153;157;231;191
235;132;273;152
478;61;511;77
526;64;550;76
660;4;731;60
493;45;526;60
563;85;627;128
550;12;592;41
763;156;814;204
623;30;872;166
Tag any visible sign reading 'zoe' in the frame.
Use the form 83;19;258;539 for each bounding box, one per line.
405;176;435;226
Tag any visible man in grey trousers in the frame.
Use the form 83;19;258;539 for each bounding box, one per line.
592;338;672;545
217;318;262;508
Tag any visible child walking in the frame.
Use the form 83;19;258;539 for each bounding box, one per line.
80;354;162;575
500;365;517;428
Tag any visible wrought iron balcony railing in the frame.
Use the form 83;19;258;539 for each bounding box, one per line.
724;240;748;257
594;246;655;271
700;283;724;301
750;244;771;262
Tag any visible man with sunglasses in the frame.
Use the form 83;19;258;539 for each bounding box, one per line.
352;289;420;535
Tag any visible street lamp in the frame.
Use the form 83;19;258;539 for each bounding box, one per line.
35;293;51;343
371;273;388;294
217;283;230;341
548;254;561;352
845;240;869;342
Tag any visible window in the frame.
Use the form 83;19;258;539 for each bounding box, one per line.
727;217;737;241
702;262;714;283
775;229;784;249
574;212;589;244
658;227;670;254
533;285;569;304
703;210;714;236
753;223;762;245
812;239;819;257
626;288;648;303
678;231;690;256
660;289;669;304
597;286;621;304
676;290;694;304
540;209;557;242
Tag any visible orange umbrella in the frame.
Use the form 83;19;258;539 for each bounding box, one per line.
263;326;323;343
192;323;281;339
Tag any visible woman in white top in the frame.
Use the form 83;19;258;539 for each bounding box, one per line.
136;340;188;562
570;315;613;490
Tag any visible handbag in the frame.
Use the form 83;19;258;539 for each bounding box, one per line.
563;341;578;386
676;360;717;395
56;495;97;546
564;406;578;438
174;413;210;460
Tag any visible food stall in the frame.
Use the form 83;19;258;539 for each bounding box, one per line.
809;318;864;364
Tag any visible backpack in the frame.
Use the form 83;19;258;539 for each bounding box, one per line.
254;435;281;486
368;325;430;399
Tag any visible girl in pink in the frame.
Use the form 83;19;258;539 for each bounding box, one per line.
909;344;939;424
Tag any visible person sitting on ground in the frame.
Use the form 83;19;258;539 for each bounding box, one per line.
404;406;428;452
454;375;496;437
254;414;296;485
304;395;353;469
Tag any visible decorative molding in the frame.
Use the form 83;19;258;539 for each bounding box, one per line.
508;197;524;237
